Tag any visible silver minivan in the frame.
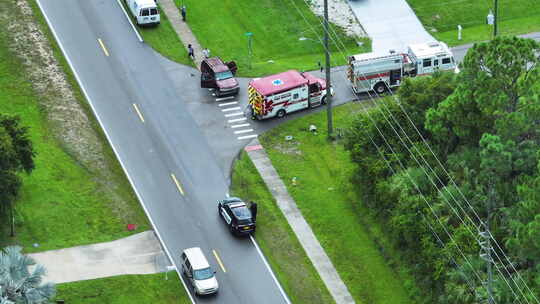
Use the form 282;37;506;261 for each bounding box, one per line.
181;247;219;295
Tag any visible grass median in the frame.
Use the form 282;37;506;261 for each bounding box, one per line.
239;101;417;303
175;0;369;77
55;273;190;304
231;152;334;304
407;0;540;45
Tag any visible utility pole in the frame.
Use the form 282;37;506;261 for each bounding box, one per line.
479;182;495;304
323;0;333;139
493;0;498;37
245;32;253;70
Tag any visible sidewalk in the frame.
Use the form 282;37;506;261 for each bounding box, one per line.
159;0;204;68
245;139;355;304
29;231;170;284
347;0;435;52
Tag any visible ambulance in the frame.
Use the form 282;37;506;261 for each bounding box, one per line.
248;70;331;120
347;41;457;94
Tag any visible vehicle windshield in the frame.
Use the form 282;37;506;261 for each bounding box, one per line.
216;71;233;81
231;206;251;220
193;267;214;280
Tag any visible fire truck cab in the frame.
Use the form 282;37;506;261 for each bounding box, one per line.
348;41;457;94
248;70;330;120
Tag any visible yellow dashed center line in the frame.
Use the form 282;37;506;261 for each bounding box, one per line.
132;103;145;123
213;249;227;273
170;173;185;196
97;38;109;57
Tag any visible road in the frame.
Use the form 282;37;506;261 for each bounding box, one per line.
36;0;288;303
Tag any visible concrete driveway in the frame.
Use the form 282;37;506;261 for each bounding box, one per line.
348;0;435;52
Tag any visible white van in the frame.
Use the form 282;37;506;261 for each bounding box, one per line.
126;0;160;26
181;247;219;295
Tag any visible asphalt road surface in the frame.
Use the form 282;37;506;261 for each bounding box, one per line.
36;0;289;303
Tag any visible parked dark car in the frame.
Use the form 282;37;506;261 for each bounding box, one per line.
201;57;239;97
217;197;255;235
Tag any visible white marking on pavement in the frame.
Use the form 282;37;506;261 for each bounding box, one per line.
222;107;241;112
132;103;145;123
231;123;250;128
234;129;254;134
35;1;193;302
97;38;109;57
224;112;244;117
218;101;238;107
228;117;247;123
250;235;291;304
216;96;234;102
115;0;143;42
238;134;258;140
170;173;185;196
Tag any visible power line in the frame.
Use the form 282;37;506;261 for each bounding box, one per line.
283;0;540;302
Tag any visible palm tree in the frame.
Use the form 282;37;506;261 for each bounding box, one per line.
0;246;55;303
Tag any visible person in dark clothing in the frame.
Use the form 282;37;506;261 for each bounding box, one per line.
187;44;194;60
249;201;258;223
181;5;186;22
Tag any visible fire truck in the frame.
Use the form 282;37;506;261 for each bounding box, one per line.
248;70;331;120
347;41;457;94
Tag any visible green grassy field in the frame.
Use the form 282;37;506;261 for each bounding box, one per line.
231;152;334;304
252;101;415;303
407;0;540;45
176;0;369;76
55;273;190;303
0;1;150;253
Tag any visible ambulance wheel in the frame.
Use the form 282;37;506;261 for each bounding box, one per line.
374;83;387;94
276;109;286;118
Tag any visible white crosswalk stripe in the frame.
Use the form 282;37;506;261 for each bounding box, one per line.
231;123;250;128
216;96;234;102
238;134;258;140
218;101;238;107
228;117;247;123
234;129;254;134
222;107;241;112
224;112;244;117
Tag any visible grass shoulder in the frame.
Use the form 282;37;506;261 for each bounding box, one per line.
175;0;369;77
55;273;190;304
253;101;415;303
231;152;335;304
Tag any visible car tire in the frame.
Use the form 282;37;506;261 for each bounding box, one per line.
321;96;327;105
276;109;286;118
374;82;386;94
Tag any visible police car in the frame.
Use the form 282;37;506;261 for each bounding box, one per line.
217;197;255;235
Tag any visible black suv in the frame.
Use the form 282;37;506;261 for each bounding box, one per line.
218;197;255;235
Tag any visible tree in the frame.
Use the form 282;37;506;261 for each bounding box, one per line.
0;114;35;237
0;246;55;303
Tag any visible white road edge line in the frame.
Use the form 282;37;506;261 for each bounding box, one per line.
34;1;194;303
238;134;258;140
224;112;244;117
234;129;254;134
215;96;234;102
115;0;143;42
231;123;250;128
250;235;291;304
218;101;238;107
228;117;247;123
222;107;241;112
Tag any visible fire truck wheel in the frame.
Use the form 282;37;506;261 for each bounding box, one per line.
374;82;387;94
276;109;286;118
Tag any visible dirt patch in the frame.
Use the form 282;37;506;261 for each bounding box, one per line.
1;0;138;224
309;0;367;38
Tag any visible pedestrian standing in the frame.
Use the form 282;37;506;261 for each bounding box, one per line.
187;44;194;60
181;5;186;22
249;201;258;223
202;48;210;59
